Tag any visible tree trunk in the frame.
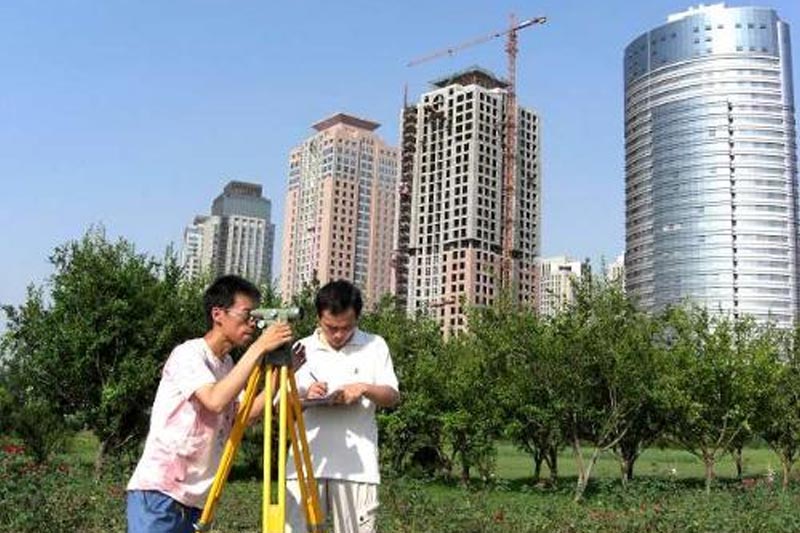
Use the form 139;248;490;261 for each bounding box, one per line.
619;457;630;488
733;446;743;480
460;455;470;485
448;448;457;477
618;441;638;483
781;454;792;491
625;457;635;481
532;451;543;483
572;436;586;501
574;473;587;502
547;446;559;483
703;455;715;494
94;439;107;478
574;448;601;503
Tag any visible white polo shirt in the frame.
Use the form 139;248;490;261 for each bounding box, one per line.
287;328;399;484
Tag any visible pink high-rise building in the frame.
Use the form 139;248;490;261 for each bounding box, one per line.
280;113;398;308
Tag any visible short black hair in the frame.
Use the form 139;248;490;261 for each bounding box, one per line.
203;275;261;329
315;280;363;318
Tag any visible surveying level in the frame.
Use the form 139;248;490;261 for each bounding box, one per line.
251;306;303;329
195;334;325;533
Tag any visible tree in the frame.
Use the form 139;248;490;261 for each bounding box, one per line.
611;309;669;485
756;324;800;489
469;301;562;484
437;335;504;484
659;307;768;493
287;279;321;339
361;297;448;477
1;228;206;467
548;273;660;501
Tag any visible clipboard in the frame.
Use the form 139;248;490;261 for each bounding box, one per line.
300;389;342;408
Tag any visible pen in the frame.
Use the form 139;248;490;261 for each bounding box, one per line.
310;371;320;382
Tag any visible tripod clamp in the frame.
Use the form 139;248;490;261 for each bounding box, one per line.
265;342;294;368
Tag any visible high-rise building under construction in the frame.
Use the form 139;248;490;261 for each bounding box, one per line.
393;67;542;333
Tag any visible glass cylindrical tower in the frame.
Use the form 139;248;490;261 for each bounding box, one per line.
624;3;798;326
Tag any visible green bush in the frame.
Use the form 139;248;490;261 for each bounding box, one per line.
0;439;125;533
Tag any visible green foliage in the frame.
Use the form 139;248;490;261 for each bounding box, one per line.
657;307;775;492
754;324;800;487
518;274;666;500
7;397;70;463
1;227;206;463
5;431;800;532
439;336;503;482
0;440;124;532
361;297;448;477
464;300;550;483
186;473;800;532
0;383;11;435
287;279;321;339
7;226;800;513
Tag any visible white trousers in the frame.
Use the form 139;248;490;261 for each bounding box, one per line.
286;478;378;533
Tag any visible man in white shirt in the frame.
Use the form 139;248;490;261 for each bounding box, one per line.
287;280;400;533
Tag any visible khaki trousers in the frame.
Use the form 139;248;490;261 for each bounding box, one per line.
286;478;378;533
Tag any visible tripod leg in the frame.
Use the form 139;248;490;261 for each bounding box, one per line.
263;365;326;532
264;365;290;533
263;363;275;531
196;362;264;531
288;371;325;532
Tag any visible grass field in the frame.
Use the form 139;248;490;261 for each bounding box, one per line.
492;441;780;481
4;433;799;533
67;432;780;482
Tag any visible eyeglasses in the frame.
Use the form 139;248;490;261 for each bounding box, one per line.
225;308;257;324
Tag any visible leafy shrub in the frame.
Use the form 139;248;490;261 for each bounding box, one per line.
0;439;125;533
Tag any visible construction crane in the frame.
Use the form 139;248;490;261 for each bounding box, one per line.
407;14;547;293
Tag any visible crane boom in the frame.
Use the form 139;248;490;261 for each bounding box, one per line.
406;17;546;68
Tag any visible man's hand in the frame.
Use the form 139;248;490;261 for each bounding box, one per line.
252;322;293;355
332;383;399;407
306;381;329;399
337;383;367;405
291;343;306;372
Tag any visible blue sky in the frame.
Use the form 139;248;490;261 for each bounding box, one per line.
1;0;798;312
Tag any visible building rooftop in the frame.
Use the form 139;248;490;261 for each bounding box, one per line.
312;113;380;132
430;66;509;90
667;3;727;22
222;180;263;197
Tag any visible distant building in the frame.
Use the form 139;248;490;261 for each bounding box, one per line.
180;221;205;280
606;253;625;289
535;256;585;316
181;181;275;285
280;113;398;308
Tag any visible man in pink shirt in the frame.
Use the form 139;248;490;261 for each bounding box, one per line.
126;274;296;533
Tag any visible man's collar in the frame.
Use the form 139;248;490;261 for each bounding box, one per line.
311;328;368;351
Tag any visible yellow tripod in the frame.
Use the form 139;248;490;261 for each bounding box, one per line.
195;343;325;532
